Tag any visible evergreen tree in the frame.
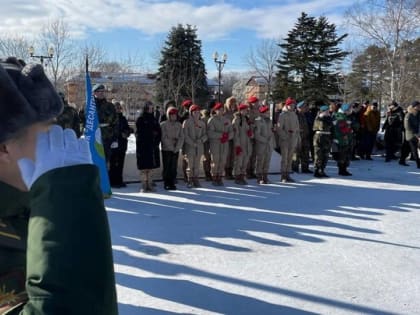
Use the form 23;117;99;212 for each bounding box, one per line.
275;12;349;104
156;24;208;107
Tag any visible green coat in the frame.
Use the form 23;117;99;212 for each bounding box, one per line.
0;165;118;315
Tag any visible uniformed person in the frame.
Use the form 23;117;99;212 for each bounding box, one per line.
91;84;119;167
0;57;117;314
333;103;354;176
55;92;81;137
207;102;233;186
254;105;274;184
232;103;252;185
313;105;333;177
183;104;207;188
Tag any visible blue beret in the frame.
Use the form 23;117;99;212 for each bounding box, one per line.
320;105;329;112
341;103;351;112
297;101;305;108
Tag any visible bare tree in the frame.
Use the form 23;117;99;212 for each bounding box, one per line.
0;34;33;60
245;38;281;98
39;19;75;89
345;0;420;102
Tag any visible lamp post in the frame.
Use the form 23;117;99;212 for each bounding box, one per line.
28;45;54;66
213;51;227;103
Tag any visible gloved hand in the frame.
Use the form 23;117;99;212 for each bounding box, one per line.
220;132;229;144
18;125;93;189
235;146;242;156
110;141;119;149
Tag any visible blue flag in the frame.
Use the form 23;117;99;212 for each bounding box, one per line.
84;68;112;198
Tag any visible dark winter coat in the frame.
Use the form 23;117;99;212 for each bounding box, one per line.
136;112;161;170
0;165;118;315
116;112;133;152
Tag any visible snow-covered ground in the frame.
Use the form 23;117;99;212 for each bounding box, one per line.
108;143;420;315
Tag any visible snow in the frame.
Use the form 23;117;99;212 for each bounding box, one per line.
107;141;420;315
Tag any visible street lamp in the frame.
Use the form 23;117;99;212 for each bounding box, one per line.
28;45;54;66
213;51;227;103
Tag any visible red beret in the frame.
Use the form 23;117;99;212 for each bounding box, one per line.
238;103;248;111
248;96;259;104
259;105;269;113
182;99;193;107
285;97;296;106
168;107;178;115
213;102;223;110
189;104;200;113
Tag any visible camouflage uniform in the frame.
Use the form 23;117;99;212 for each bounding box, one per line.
293;110;311;173
312;111;333;177
95;98;119;165
55;103;81;137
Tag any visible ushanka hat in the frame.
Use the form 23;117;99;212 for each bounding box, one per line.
0;57;63;143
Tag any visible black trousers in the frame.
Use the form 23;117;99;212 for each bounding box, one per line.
109;148;127;186
162;150;179;186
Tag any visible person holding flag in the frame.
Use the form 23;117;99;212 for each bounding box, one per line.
84;63;114;197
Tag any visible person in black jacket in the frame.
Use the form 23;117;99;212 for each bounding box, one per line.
135;101;161;192
109;102;133;188
382;101;404;162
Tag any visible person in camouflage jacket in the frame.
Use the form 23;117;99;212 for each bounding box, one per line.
91;84;119;166
55;92;81;137
313;105;333;177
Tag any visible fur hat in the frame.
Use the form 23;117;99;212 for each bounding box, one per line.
0;57;63;143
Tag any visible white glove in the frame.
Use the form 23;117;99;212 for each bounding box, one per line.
18;125;93;189
110;141;119;149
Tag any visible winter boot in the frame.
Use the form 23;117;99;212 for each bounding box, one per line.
286;173;295;183
235;175;244;185
301;167;312;174
147;181;156;192
212;175;219;186
262;173;270;184
314;168;323;178
320;169;329;178
257;174;264;185
218;176;224;186
193;177;201;188
225;168;234;180
281;172;288;183
140;182;148;193
186;177;193;188
338;166;352;176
